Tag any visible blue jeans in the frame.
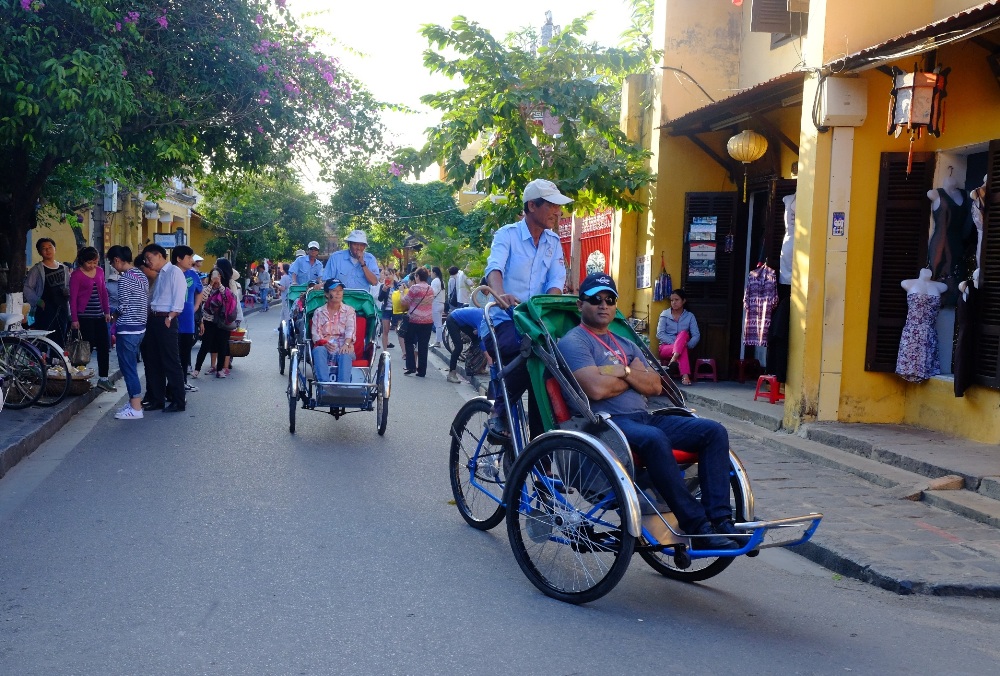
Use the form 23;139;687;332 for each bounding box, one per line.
116;332;144;398
312;346;353;383
612;412;733;533
260;287;269;311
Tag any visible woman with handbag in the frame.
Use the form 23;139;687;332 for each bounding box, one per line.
401;267;435;377
24;237;70;346
69;246;115;392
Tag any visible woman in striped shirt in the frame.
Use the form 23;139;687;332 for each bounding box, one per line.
69;247;114;392
108;246;149;419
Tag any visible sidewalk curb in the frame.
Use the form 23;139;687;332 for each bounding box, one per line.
1;366;122;480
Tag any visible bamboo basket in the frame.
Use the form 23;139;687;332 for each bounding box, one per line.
229;339;252;358
46;367;95;396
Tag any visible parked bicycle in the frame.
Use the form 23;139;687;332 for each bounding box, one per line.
0;315;48;410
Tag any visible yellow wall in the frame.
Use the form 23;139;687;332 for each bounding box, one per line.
831;41;1000;441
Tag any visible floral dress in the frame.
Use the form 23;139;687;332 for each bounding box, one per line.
896;293;941;382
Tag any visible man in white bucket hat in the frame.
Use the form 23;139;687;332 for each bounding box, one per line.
324;229;380;290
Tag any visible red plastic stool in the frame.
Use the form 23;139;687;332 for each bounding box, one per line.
694;358;718;382
753;375;784;404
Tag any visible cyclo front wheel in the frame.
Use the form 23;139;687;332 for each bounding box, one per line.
505;435;636;604
638;465;745;582
449;397;509;530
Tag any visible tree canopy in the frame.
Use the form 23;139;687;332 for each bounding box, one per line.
198;172;327;272
0;0;384;294
412;12;655;227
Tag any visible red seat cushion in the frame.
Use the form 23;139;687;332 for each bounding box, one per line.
352;360;370;367
354;316;367;362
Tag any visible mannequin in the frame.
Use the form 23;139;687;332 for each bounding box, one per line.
954;268;980;397
926;173;971;306
779;194;795;286
896;268;947;383
969;175;987;268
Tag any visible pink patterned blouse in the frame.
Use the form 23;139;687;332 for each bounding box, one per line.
403;282;435;324
312;303;356;350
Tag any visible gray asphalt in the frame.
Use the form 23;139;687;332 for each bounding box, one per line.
1;310;999;675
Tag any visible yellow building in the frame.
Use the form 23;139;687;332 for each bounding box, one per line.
617;0;1000;442
30;180;215;269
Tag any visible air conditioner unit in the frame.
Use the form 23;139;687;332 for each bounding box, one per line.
104;180;119;212
817;77;868;127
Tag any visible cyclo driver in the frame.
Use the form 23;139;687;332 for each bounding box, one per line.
557;273;740;551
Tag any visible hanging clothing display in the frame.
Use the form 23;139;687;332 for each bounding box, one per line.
953;282;978;397
895;293;942;382
927;187;972;306
743;264;778;347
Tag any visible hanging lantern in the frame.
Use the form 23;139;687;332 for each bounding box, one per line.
887;65;949;175
727;129;768;201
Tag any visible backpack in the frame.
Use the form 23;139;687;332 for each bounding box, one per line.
447;278;459;309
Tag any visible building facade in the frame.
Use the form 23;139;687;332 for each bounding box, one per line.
615;0;1000;442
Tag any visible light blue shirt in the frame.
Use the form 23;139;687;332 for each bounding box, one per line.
482;219;566;334
149;261;187;313
289;255;324;285
324;249;380;290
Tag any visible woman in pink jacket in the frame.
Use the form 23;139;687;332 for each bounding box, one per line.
69;246;115;392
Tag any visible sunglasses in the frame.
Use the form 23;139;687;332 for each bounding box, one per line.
582;295;617;306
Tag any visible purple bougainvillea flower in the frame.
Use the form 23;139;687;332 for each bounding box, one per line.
255;14;263;26
20;0;31;9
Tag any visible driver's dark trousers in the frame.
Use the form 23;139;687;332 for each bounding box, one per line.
485;321;543;438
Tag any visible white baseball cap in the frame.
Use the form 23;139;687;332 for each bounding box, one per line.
192;254;204;263
522;179;573;205
294;249;306;257
307;241;320;250
344;229;368;245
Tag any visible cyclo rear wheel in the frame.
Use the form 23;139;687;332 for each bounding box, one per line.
638;465;745;582
449;397;509;530
505;435;636;604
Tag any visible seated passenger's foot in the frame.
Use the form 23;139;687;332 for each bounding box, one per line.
689;523;740;551
486;415;510;442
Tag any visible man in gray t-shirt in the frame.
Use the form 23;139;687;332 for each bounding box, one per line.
556;273;739;551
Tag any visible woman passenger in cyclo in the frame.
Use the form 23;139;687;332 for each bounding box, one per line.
656;289;700;386
24;237;71;346
311;278;356;384
557;273;740;551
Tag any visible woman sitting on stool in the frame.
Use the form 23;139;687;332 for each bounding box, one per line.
311;278;356;383
656;289;700;386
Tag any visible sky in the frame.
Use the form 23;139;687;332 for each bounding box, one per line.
291;0;638;193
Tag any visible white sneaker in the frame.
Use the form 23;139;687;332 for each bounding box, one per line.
115;406;144;420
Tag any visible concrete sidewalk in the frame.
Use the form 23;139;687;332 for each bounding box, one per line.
429;344;1000;597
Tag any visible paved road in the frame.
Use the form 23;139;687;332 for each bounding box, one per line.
1;311;999;675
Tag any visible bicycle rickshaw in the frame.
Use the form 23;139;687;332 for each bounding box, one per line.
277;282;310;376
286;288;391;435
449;293;822;604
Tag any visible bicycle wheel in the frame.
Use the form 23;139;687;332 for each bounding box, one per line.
638;464;744;582
30;337;72;407
375;358;389;436
449;397;509;530
0;337;47;409
505;436;636;604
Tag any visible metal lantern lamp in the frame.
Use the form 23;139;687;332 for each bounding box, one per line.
727;129;769;201
887;65;949;174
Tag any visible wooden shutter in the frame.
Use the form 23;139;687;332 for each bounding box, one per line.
974;140;1000;388
865;153;936;372
681;192;738;378
751;0;808;35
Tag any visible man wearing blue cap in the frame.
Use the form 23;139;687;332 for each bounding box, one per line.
557;272;740;551
311;278;357;383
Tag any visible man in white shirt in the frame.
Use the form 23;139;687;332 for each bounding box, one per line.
142;243;188;412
